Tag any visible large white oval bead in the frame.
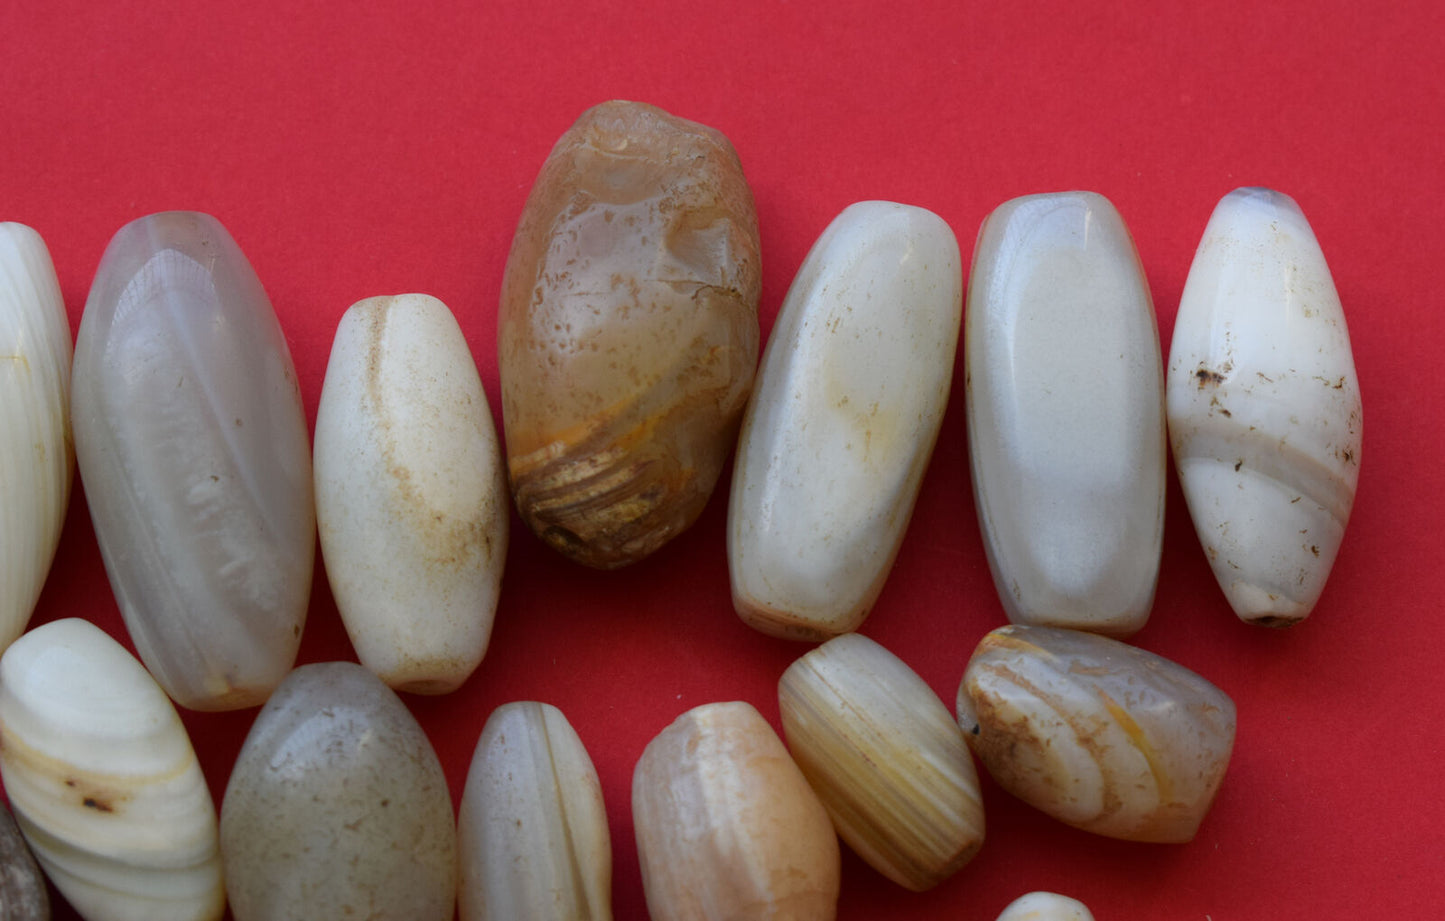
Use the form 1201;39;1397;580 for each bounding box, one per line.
728;201;961;640
957;625;1236;843
0;224;73;655
1167;188;1361;626
966;192;1165;637
71;211;314;710
220;662;457;921
458;702;611;921
314;293;508;694
0;618;223;921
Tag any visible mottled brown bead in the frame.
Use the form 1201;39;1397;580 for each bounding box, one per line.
499;100;761;568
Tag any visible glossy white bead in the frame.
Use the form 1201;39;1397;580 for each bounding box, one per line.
0;619;223;921
995;891;1095;921
1167;188;1362;626
72;212;314;709
728;201;961;640
0;223;72;655
314;294;508;694
966;192;1164;637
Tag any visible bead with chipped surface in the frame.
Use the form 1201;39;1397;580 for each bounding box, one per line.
499;100;761;568
957;625;1235;843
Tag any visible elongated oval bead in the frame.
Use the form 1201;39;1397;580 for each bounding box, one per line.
995;892;1095;921
779;634;984;891
1167;188;1361;627
957;625;1236;843
314;293;508;694
0;801;49;921
632;701;839;921
71;211;314;710
0;224;72;655
499;100;761;568
458;702;611;921
966;192;1165;637
729;202;961;640
220;662;457;921
0;618;223;921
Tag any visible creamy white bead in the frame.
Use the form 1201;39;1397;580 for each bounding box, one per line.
0;619;223;921
728;201;961;640
458;702;611;921
966;192;1164;637
995;891;1095;921
1167;188;1362;626
0;223;72;655
314;294;508;694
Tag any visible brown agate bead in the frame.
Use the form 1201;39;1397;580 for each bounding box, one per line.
498;100;761;568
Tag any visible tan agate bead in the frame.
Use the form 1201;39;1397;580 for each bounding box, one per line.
632;701;839;921
498;100;761;568
958;625;1236;843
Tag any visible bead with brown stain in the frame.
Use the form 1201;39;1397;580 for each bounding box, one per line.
957;625;1235;843
498;100;761;568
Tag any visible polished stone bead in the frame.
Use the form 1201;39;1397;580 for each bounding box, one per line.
779;634;984;891
632;701;839;921
729;202;961;640
458;702;611;921
966;192;1165;637
957;625;1236;843
314;293;508;694
0;619;222;921
220;662;457;921
499;100;761;568
71;212;313;710
1167;188;1361;626
0;223;72;656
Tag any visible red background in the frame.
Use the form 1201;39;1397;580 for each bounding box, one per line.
5;1;1442;917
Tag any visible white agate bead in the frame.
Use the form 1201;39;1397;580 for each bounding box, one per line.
458;702;611;921
728;201;961;640
1167;188;1362;626
995;891;1095;921
314;293;508;694
966;192;1165;637
71;211;314;710
0;223;72;656
0;618;224;921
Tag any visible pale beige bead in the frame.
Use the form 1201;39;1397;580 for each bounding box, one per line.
632;701;839;921
458;702;611;921
779;634;984;891
958;625;1236;843
996;891;1095;921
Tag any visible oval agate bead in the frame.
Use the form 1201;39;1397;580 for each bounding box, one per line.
314;293;508;694
729;202;962;640
957;625;1236;843
499;100;761;568
0;223;73;655
0;618;223;921
1167;188;1362;627
220;662;457;921
966;192;1165;637
71;211;314;710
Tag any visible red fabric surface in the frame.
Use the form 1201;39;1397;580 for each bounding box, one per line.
4;0;1442;917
